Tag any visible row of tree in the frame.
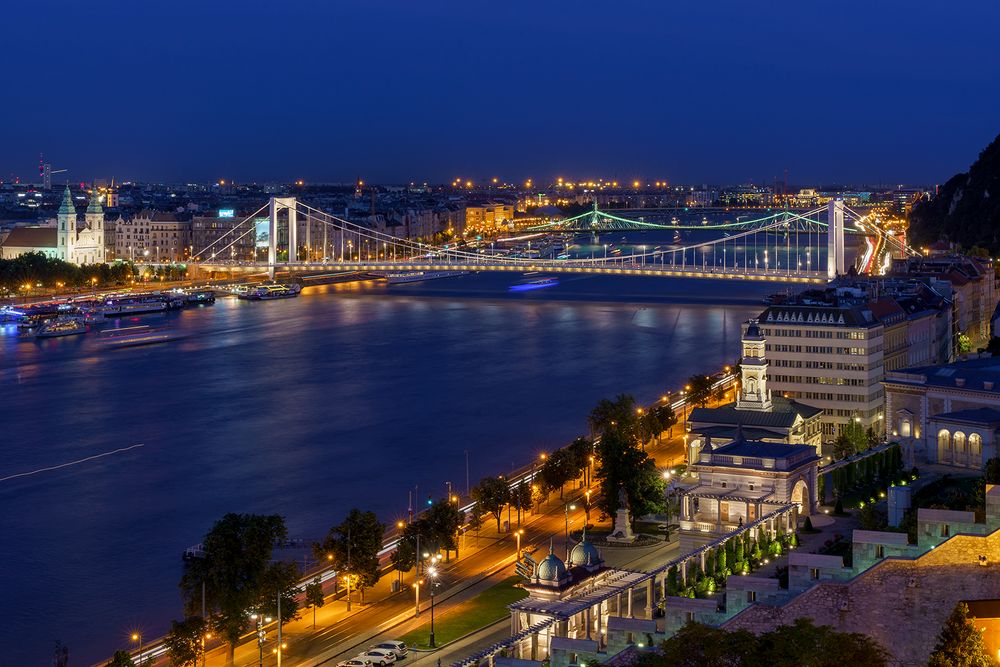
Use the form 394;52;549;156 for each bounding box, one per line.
0;251;192;294
665;530;797;599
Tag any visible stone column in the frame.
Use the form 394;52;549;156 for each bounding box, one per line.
585;607;592;640
616;593;622;615
530;632;539;660
646;578;655;619
594;604;602;646
627;587;634;618
511;612;520;635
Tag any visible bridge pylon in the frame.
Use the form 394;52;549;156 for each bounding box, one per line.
827;199;845;279
268;196;298;279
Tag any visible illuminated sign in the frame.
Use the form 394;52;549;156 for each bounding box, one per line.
255;218;270;248
218;209;235;218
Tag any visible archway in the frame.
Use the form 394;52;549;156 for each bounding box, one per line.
938;429;951;464
791;479;810;517
970;433;983;468
954;432;967;466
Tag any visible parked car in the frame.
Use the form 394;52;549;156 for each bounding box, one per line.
359;649;397;666
371;641;408;658
338;660;372;667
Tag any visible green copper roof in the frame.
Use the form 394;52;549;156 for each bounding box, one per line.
59;185;75;215
87;187;103;214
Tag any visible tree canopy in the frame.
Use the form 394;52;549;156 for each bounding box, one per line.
164;615;207;667
471;476;510;531
179;513;296;667
314;508;385;604
928;602;995;667
635;619;889;667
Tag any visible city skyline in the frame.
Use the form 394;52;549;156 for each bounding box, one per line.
3;1;999;185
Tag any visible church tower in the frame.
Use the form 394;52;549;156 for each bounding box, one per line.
56;185;76;261
86;185;104;234
736;318;772;412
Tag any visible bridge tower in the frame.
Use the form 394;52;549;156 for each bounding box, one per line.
268;197;298;278
826;199;845;279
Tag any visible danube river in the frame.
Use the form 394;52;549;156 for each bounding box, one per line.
1;272;779;664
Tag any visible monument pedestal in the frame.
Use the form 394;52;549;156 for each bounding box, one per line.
606;508;636;543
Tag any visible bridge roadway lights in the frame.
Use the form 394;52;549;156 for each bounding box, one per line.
195;261;828;284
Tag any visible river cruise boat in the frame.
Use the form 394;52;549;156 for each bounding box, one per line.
97;325;181;348
509;276;558;292
34;317;88;339
385;270;468;285
247;283;301;300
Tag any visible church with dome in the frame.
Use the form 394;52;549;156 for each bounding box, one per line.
0;185;106;264
687;318;823;461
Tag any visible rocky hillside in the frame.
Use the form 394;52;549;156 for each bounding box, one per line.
910;132;1000;252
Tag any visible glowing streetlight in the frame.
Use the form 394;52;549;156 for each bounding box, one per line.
515;528;524;561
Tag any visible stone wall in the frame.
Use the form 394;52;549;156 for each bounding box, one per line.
722;529;1000;666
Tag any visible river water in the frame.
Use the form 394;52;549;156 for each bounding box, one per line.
1;265;790;664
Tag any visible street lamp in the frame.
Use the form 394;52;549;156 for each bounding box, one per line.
412;578;423;617
584;490;592;523
427;565;439;648
515;528;524;562
250;613;272;667
564;503;577;558
131;632;142;665
201;631;212;667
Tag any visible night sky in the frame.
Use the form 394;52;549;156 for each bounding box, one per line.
4;0;999;185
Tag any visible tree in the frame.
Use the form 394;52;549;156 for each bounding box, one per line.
471;476;510;532
540;449;578;498
687;374;714;407
594;428;666;521
588;394;639;439
179;513;293;667
52;641;69;667
512;482;534;525
315;509;385;605
648;621;758;667
107;651;135;667
164;615;207;667
928;602;995;667
391;537;416;582
984;457;1000;484
425;499;463;559
304;577;325;628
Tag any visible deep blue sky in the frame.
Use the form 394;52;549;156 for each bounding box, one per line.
3;0;999;185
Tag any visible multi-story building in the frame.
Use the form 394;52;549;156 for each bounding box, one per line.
757;297;886;444
465;203;513;233
115;210;192;263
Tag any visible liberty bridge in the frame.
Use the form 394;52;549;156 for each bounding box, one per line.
191;199;916;285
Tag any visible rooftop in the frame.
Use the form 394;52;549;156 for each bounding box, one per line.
689;396;823;429
885;357;1000;393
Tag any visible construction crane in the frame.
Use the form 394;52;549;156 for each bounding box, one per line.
38;153;67;190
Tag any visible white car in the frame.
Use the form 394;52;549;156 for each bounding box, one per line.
359;649;397;666
372;641;408;658
338;660;372;667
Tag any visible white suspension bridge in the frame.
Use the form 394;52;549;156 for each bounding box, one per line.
191;199;917;285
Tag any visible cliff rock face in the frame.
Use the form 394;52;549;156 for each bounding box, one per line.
910;133;1000;251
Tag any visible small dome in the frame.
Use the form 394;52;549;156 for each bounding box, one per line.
744;318;762;338
536;545;567;582
569;529;601;567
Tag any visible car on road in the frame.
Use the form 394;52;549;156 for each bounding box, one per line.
338;660;372;667
371;641;408;658
359;649;397;666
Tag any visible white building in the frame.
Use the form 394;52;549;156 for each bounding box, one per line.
0;185;106;264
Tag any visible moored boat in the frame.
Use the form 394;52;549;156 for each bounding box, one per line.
248;283;301;300
97;325;182;348
385;270;468;285
34;317;88;338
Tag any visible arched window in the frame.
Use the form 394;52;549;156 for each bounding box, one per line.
900;418;912;438
938;429;951;463
954;432;967;453
970;433;982;458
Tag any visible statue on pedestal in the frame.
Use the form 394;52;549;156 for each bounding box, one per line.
607;484;636;543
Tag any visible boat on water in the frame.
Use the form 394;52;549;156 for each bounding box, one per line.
509;276;559;292
80;296;168;318
247;283;301;300
385;270;468;285
185;290;216;304
97;325;182;348
33;317;88;339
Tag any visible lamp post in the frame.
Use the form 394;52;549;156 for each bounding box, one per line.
131;632;142;666
412;578;423;617
250;613;272;667
427;565;439;648
564;503;577;559
201;631;212;667
585;490;592;523
515;528;524;562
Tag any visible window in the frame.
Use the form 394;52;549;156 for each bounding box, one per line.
746;590;757;603
900;419;911;438
875;545;885;558
941;524;950;538
809;568;820;580
685;612;695;623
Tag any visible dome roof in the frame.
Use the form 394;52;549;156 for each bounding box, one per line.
744;318;762;338
569;529;601;567
536;545;567;582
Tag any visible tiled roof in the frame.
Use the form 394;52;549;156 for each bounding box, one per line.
1;226;58;248
932;407;1000;425
885;358;1000;393
689;397;822;428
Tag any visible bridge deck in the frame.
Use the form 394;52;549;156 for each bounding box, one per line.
195;261;828;284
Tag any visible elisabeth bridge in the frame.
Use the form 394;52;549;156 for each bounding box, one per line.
191;198;917;285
